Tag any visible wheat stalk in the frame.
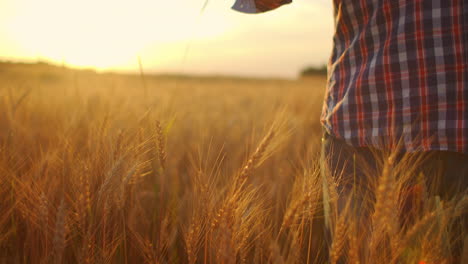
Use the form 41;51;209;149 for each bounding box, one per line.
370;154;399;257
234;129;274;192
53;200;67;264
155;120;167;170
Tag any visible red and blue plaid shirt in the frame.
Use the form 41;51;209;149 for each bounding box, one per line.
233;0;468;153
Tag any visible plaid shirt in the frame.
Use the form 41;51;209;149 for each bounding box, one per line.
233;0;468;153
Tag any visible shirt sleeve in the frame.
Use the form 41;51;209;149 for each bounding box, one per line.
232;0;292;14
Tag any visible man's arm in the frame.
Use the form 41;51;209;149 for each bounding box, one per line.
232;0;292;14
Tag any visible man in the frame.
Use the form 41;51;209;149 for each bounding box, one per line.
233;0;467;262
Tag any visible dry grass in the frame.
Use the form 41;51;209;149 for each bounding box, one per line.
0;62;466;263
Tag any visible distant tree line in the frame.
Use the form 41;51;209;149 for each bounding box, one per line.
300;65;327;77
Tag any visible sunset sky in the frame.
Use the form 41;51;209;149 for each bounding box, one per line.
0;0;334;78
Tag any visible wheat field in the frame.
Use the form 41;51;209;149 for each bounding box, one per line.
0;62;466;263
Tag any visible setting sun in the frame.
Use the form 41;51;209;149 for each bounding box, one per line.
0;0;333;77
2;0;235;69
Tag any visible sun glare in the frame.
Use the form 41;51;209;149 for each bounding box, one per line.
2;0;233;70
1;1;334;77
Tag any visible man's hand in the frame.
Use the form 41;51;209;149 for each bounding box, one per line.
232;0;292;14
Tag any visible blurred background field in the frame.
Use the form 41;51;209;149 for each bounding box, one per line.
0;61;329;263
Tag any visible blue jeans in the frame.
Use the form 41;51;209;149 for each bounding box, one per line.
321;131;468;262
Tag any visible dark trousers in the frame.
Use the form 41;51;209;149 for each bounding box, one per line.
321;131;468;262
